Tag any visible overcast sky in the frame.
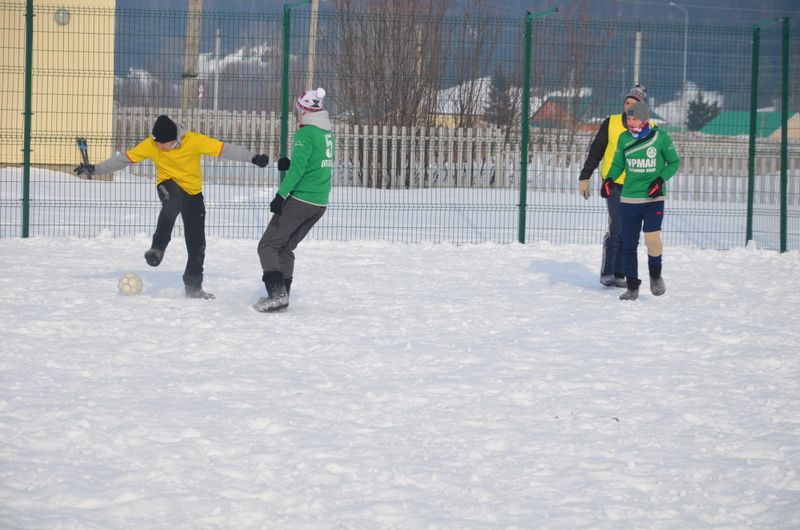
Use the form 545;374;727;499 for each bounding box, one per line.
118;0;799;23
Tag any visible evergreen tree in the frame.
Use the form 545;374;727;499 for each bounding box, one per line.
686;92;721;131
485;66;515;128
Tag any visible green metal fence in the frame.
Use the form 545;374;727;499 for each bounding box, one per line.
1;2;798;250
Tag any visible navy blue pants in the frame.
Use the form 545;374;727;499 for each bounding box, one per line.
620;201;664;280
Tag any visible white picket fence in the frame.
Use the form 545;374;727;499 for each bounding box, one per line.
114;107;800;205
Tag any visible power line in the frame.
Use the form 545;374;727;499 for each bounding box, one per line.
618;0;797;15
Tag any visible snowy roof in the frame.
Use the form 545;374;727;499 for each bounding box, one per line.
653;82;724;126
431;78;593;117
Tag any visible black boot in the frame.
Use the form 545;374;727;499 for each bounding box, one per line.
184;273;214;299
254;271;289;312
619;278;641;301
284;277;292;296
185;285;215;299
649;265;666;296
144;247;164;267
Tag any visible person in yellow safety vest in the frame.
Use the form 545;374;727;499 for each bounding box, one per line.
578;84;653;288
74;115;277;299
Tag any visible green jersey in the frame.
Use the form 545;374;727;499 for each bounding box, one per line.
278;120;334;206
606;129;680;200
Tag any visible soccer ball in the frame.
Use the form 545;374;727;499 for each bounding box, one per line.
117;272;143;296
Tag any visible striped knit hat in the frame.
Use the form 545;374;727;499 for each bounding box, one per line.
296;88;326;113
626;83;648;103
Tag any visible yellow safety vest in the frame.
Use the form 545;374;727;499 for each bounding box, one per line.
601;114;628;184
601;114;656;184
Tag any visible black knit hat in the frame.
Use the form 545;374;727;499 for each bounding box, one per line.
152;115;177;143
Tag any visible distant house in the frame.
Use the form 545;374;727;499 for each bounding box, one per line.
429;77;493;128
430;82;669;132
769;113;800;141
431;81;597;129
700;111;798;139
531;97;591;131
530;91;664;132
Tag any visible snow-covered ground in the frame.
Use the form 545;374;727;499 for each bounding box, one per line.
2;236;799;528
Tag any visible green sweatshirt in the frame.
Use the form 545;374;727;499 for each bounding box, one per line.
606;129;680;200
278;118;334;206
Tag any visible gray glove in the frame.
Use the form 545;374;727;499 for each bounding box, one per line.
579;179;591;200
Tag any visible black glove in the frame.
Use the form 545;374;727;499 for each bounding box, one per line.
647;177;664;198
270;194;285;215
600;178;614;198
252;154;269;168
277;157;291;172
74;163;95;178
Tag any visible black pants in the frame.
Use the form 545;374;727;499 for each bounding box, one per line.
152;180;206;288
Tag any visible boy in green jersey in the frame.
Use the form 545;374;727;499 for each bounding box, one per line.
602;101;680;301
579;83;649;288
255;88;334;312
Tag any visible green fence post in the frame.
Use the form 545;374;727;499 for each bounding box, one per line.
747;25;760;245
779;17;789;253
280;0;311;183
518;7;557;244
747;18;781;247
22;0;34;238
518;14;532;244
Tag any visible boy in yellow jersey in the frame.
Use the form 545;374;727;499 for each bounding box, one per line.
74;115;272;299
578;84;649;288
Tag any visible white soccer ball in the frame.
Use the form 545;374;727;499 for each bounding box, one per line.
117;272;143;296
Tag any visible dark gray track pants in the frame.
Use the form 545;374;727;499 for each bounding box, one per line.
257;197;326;279
601;185;624;277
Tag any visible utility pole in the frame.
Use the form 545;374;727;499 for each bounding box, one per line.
669;2;688;91
634;24;642;85
182;0;203;111
214;27;221;111
305;0;319;90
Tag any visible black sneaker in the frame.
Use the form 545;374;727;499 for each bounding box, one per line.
185;286;215;299
144;248;164;267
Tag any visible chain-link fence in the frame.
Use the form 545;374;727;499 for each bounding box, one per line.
1;2;798;249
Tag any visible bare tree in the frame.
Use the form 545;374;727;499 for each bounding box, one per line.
330;0;451;127
530;0;617;149
444;1;498;128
